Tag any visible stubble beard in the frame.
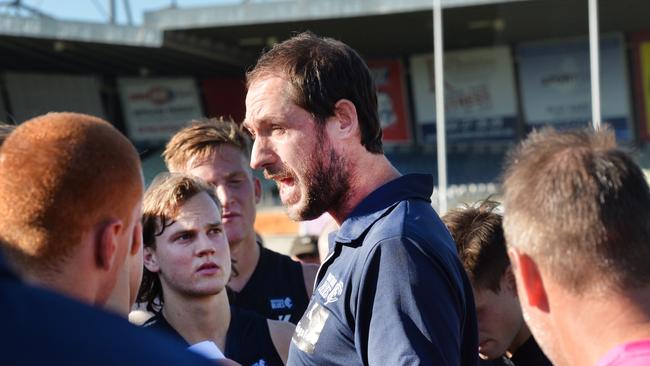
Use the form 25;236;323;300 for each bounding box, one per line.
289;145;350;222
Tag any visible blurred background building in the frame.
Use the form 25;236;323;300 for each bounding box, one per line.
1;0;648;249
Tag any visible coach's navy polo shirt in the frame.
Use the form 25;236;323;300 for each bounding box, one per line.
287;174;478;366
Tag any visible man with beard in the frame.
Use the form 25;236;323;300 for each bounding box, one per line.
502;127;650;366
443;200;551;366
164;118;318;324
243;32;478;366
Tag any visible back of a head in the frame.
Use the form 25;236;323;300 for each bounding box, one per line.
502;126;650;293
442;200;508;292
246;31;383;154
163;117;251;172
0;124;15;145
0;112;143;276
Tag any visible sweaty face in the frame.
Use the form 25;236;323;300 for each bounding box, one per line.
145;192;231;299
186;146;259;247
244;76;350;221
474;283;525;360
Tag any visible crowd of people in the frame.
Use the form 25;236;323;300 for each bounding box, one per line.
1;31;650;366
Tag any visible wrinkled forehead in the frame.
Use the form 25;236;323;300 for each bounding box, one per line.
244;76;294;126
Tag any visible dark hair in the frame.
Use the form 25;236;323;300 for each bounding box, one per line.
246;31;383;154
502;126;650;293
442;200;508;292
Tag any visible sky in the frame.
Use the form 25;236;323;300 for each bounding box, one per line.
13;0;241;25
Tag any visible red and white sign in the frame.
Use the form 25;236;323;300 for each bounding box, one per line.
118;77;203;143
367;59;412;144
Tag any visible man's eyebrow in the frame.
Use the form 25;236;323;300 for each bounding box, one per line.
167;228;193;237
224;171;246;179
245;117;277;128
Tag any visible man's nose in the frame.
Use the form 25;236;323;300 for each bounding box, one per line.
250;136;275;171
195;235;217;256
215;185;234;207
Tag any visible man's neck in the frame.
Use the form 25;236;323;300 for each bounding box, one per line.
554;284;650;366
227;234;260;293
328;154;400;225
22;256;100;306
508;323;532;357
162;288;231;350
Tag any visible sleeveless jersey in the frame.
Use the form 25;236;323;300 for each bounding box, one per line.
144;306;284;366
228;245;309;324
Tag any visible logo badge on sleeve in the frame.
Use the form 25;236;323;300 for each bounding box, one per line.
316;273;343;304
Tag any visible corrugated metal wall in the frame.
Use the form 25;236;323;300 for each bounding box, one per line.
4;72;105;123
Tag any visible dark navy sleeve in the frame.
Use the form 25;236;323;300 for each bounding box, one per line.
354;236;466;365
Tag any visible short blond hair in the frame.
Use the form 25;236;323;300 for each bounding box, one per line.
163;117;252;172
503;126;650;293
0;112;143;274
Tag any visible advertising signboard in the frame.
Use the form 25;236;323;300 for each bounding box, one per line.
5;72;105;122
631;31;650;140
118;77;203;143
367;59;412;144
516;33;632;140
410;46;518;144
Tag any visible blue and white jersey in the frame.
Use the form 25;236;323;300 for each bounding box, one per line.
288;174;479;366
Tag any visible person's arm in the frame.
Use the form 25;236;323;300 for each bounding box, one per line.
355;237;467;365
268;318;296;365
301;263;319;298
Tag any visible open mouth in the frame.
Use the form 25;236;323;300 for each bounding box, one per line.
277;177;297;202
279;176;295;187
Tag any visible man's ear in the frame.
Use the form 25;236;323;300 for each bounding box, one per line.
143;246;160;273
327;99;359;140
503;265;517;295
508;248;549;312
130;221;142;257
96;219;123;272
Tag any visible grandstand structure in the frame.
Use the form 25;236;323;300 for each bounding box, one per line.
1;0;649;240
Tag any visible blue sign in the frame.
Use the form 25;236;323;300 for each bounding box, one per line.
516;33;632;140
410;46;519;143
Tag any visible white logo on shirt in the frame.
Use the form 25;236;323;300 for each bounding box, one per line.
293;302;331;354
251;359;266;366
317;273;343;304
270;297;293;310
325;281;343;304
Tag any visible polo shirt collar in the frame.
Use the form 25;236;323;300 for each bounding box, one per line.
334;174;433;246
